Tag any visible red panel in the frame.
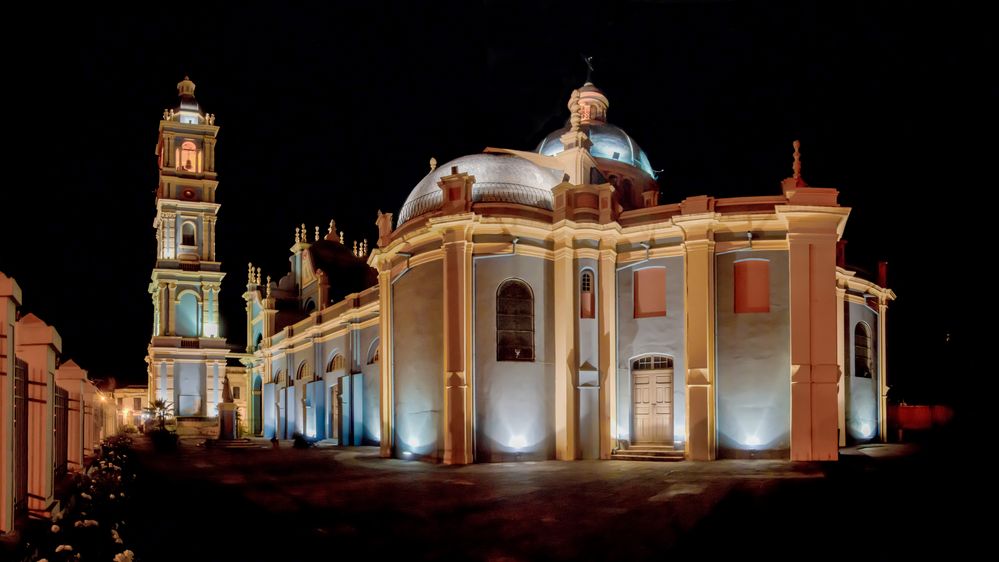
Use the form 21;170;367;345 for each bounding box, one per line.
581;291;594;318
734;260;770;313
634;267;666;318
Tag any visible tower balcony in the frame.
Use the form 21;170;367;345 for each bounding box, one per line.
150;336;229;350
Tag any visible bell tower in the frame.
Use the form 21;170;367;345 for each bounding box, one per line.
147;77;229;418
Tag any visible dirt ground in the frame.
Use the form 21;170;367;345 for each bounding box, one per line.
125;436;975;561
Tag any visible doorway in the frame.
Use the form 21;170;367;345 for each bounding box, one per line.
330;384;341;443
631;356;673;445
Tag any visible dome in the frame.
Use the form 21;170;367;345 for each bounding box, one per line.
398;153;566;225
536;122;655;177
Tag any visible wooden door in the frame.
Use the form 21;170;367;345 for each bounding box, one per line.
633;369;673;444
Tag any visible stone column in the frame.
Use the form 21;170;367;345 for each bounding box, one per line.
553;232;578;459
1;273;22;534
836;285;847;447
780;206;849;461
167;283;177;335
55;361;87;472
597;243;618;459
378;270;394;458
15;314;62;515
442;228;473;465
165;361;175;412
678;216;717;461
878;299;889;443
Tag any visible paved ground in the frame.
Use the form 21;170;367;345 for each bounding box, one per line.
126;436;976;561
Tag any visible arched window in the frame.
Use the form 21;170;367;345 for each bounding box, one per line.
632;356;673;370
854;323;873;378
181;222;196;247
296;361;313;381
254;333;263;351
580;270;595;319
175;291;199;336
366;339;380;365
326;354;345;372
496;279;534;361
180;141;198;172
274;370;285;386
304;299;316;313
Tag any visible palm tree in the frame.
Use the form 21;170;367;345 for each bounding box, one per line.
144;399;173;431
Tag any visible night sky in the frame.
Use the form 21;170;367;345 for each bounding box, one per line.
2;3;988;403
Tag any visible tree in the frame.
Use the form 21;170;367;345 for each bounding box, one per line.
144;399;173;431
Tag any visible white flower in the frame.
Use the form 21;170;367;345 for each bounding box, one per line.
51;524;60;533
55;544;73;552
113;549;135;562
120;492;125;498
80;492;92;500
110;494;116;499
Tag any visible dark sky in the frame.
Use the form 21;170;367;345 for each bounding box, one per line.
2;2;989;401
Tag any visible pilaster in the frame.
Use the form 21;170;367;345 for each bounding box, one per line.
553;232;578;459
378;270;394;458
442;227;473;465
778;205;850;461
677;211;717;461
597;243;618;459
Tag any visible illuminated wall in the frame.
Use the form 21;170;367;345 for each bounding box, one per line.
616;256;686;444
361;350;381;444
473;255;555;462
845;302;879;442
175;292;199;337
175;361;204;416
577;258;599;459
262;383;275;438
392;262;444;460
715;250;790;458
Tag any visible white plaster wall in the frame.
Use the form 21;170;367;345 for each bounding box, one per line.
846;302;880;443
175;361;204;416
473;255;555;462
715;250;791;458
577;258;599;459
392;262;444;460
616;256;686;445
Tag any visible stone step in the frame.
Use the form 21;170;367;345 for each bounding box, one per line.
610;451;685;462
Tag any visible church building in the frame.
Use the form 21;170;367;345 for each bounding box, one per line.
150;76;893;462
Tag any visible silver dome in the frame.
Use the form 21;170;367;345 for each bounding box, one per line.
536;122;655;177
398;153;566;225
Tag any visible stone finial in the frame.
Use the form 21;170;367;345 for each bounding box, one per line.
568;89;582;132
792;140;802;180
339;231;345;244
315;226;320;242
266;276;272;298
430;157;437;172
362;239;368;256
353;240;359;257
255;267;261;285
248;262;254;284
295;226;300;243
300;224;307;243
328;219;336;234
